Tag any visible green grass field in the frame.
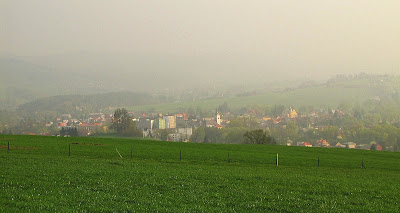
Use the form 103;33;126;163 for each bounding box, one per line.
1;135;400;212
126;85;379;113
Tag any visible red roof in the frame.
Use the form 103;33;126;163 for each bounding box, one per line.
79;123;102;127
272;119;280;124
215;124;223;128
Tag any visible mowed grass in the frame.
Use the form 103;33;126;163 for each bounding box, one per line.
1;136;400;212
126;86;378;113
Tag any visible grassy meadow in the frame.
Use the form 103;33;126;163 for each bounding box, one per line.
1;135;400;212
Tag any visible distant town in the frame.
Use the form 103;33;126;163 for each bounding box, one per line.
28;104;384;152
1;73;400;152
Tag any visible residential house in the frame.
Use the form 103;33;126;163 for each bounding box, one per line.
376;144;383;151
358;144;370;150
88;113;105;122
205;119;218;128
78;122;102;136
334;142;346;148
344;142;356;149
316;138;330;147
297;142;313;147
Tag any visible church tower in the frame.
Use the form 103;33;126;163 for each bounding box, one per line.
215;109;221;125
288;106;298;118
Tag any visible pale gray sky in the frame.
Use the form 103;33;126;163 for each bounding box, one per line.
1;0;400;83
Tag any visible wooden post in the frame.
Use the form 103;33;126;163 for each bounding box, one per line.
180;150;182;161
228;152;230;163
131;148;133;160
318;157;320;167
276;153;279;167
69;144;71;156
116;148;123;159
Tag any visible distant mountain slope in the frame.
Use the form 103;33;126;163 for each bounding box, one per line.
17;91;160;115
0;87;36;110
16;74;398;116
0;57;63;94
129;85;381;113
0;57;112;109
128;75;396;113
0;57;115;94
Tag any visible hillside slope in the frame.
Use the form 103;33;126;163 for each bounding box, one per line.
128;82;383;113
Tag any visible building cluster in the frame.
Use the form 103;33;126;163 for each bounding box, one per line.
133;110;223;142
49;110;224;142
49;113;113;136
296;141;382;151
40;105;385;151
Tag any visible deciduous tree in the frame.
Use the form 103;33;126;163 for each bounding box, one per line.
110;108;139;136
243;129;276;145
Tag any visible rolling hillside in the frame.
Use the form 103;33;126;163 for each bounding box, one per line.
127;82;382;113
0;57;111;109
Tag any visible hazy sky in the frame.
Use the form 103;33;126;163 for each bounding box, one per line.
2;1;400;81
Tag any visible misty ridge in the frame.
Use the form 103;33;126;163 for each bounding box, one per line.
2;1;399;107
0;51;398;112
0;52;325;109
2;51;327;92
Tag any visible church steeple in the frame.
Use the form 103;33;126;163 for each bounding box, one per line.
288;106;298;118
215;108;221;125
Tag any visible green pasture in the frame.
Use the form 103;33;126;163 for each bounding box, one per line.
126;86;378;113
1;135;400;212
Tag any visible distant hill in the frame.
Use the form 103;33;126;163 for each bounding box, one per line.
0;57;112;109
17;91;161;115
15;74;399;116
0;87;36;110
1;57;68;95
3;55;398;114
128;74;398;114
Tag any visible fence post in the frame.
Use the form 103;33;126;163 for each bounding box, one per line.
276;153;279;167
115;148;123;159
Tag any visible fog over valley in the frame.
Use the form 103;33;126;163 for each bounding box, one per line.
3;2;400;211
2;1;399;98
1;1;400;148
